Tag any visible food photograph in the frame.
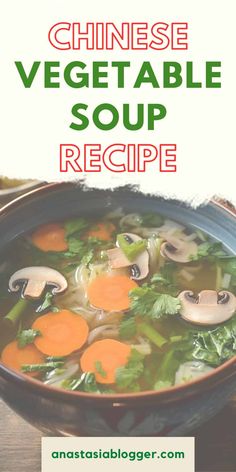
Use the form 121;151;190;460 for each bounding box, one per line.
0;184;235;470
1;1;235;471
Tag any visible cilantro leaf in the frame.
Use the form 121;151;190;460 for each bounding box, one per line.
67;238;85;255
129;286;181;320
191;241;226;261
115;349;144;390
17;329;41;348
151;272;178;296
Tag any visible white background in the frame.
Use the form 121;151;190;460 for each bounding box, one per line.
0;0;236;206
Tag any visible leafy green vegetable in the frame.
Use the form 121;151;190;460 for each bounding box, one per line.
115;349;144;390
95;360;107;378
191;241;226;261
64;218;88;237
67;238;85;255
62;372;115;393
119;316;137;340
190;317;236;366
153;340;192;390
129;286;181;320
151;272;178;296
21;361;64;373
17;329;41;348
141;213;164;227
117;234;147;262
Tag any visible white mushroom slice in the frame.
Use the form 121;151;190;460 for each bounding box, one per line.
9;266;68;299
107;232;149;281
127;233;149;280
106;247;131;269
161;236;198;263
178;289;236;326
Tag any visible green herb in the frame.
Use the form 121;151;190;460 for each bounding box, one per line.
138;322;167;348
153;343;190;390
170;335;183;343
17;329;41;348
141;213;164;227
151;272;178;296
21;361;64;373
62;372;115;393
37;292;59;313
67;238;85;255
95;360;107;378
191;241;226;261
46;356;66;362
64;218;88;237
62;376;86;391
115;349;144;390
129;286;181;320
119;316;137;340
4;298;30;325
117;234;147;262
81;249;94;266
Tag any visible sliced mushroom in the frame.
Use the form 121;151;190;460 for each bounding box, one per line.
9;266;68;299
161;236;198;263
106;247;131;269
178;289;236;326
107;233;149;281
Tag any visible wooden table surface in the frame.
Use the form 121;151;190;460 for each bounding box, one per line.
0;398;235;472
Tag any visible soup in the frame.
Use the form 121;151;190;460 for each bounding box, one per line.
0;210;235;394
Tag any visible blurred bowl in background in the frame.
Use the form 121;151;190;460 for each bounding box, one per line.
0;178;44;205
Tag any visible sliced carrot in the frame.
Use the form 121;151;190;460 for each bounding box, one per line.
80;339;131;384
31;223;68;252
85;222;115;241
1;340;44;377
87;274;137;311
32;309;89;356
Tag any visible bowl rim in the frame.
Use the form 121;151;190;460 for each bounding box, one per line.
0;181;235;404
0;179;42;196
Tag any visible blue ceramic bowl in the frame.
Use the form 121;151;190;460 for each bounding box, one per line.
0;183;235;436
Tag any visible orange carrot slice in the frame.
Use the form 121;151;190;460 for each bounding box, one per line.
1;340;44;377
85;222;115;241
87;274;137;311
31;223;68;252
32;309;89;356
80;338;131;384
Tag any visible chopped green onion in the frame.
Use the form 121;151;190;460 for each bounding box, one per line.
21;361;64;373
117;234;147;261
138;323;167;348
